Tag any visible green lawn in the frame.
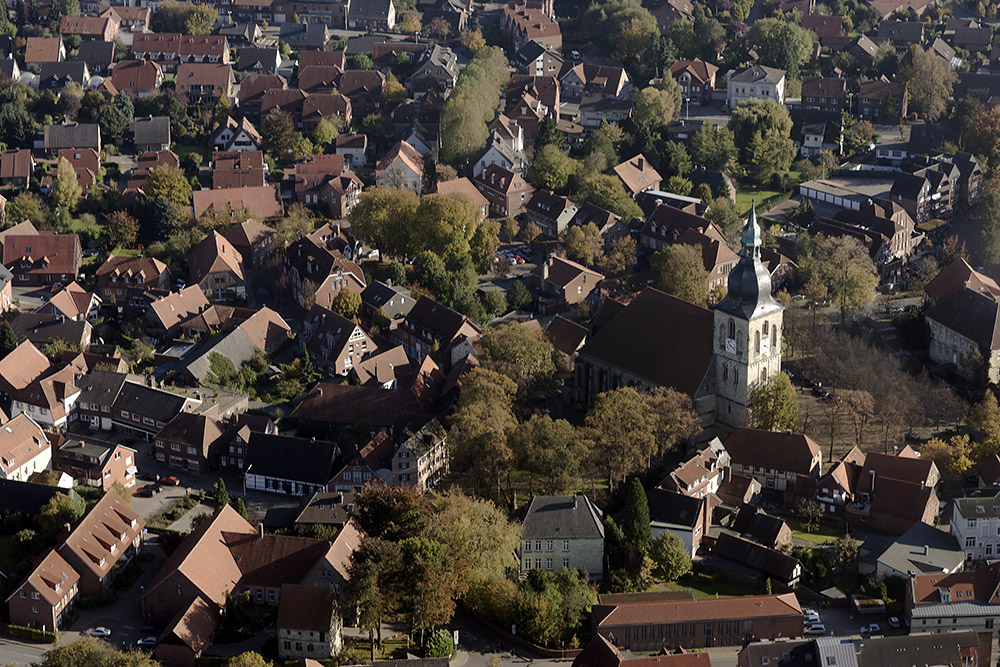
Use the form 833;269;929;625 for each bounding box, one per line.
786;518;846;545
111;247;141;257
662;575;762;599
174;143;209;162
735;187;783;214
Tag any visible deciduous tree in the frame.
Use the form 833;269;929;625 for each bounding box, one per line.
331;288;362;319
898;45;957;121
747;18;814;78
650;532;691;581
529;143;579;193
50;156;81;211
652;244;708;304
622;478;652;556
564;223;603;266
690;122;738;172
478;322;556;396
748;372;799;431
144;164;192;205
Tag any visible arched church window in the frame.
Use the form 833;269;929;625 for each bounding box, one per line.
723;364;728;381
733;368;738;386
772;325;779;349
762;321;769;336
761;367;767;383
728;319;735;338
718;325;725;350
754;330;760;355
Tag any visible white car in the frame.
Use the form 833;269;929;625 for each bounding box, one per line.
862;624;881;635
87;627;112;638
136;636;157;648
805;624;826;635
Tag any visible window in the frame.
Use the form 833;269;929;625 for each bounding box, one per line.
524;540;531;552
546;540;553;552
535;540;542;551
967;537;977;547
562;540;569;552
535;559;541;569
546;558;552;570
562;558;569;568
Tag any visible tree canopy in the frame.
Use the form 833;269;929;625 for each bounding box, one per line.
440;47;510;169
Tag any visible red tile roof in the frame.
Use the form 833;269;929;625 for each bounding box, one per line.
723;428;821;476
594;593;802;626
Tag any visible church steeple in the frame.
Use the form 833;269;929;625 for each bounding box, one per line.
740;202;762;259
716;203;780;321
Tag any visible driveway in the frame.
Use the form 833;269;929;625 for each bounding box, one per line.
66;540;169;651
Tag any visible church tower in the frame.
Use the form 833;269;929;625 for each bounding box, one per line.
712;205;784;430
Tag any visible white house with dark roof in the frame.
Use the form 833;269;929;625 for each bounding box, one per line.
519;494;604;581
726;65;786;107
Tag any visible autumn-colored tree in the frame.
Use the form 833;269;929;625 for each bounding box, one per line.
50;156;81;210
652;244;708;304
921;435;974;478
144;164;193;205
107;210;139;247
331;288;362;319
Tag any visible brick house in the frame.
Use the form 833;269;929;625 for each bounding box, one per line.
57;490;144;595
277;584;342;660
857;79;908;121
648;488;711;557
130;33;230;73
659;439;730;499
472;164;535;218
188;231;246;299
530;255;604;315
52;438;137;491
2;232;82;287
800;77;847;114
594;593;804;650
154;412;224;473
301;305;377;377
670;60;718;105
7;549;79;631
394;296;482;361
225;220;276;270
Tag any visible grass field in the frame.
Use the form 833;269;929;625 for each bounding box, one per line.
786;517;845;545
735;187;783;214
662;575;762;599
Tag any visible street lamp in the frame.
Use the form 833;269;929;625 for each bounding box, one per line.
414;30;420;44
243;463;253;498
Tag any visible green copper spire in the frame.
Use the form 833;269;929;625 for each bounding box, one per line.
741;201;762;258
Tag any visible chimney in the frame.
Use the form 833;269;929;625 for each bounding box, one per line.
923;544;929;556
869;470;876;494
258;523;264;540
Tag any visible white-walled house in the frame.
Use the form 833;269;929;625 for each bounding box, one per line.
519;495;604;581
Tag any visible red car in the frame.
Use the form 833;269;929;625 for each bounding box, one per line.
161;476;180;486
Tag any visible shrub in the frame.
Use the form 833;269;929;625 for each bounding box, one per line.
424;628;454;658
0;623;58;643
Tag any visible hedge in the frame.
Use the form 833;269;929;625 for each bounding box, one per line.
0;622;58;643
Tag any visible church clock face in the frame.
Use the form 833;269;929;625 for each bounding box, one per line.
760;338;770;354
725;338;737;354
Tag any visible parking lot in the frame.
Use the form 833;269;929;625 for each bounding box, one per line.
802;605;908;639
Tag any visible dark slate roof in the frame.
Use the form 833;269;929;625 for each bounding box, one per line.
349;0;394;22
237;47;278;71
0;478;63;515
112;381;190;423
74;41;114;68
521;495;604;540
647;488;703;529
856;631;982;667
12;313;89;346
925;287;1000;350
578;287;714;396
731;505;788;546
361;281;414;319
132;116;171;147
38;62;88;88
398;418;446;457
711;533;801;582
75;370;127;406
245;432;339;485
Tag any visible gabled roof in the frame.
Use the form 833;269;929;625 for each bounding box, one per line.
353;345;412;386
157;595;220;653
37;281;97;320
647;488;703;529
7;549;79;608
876;521;964;576
522;495;604;540
149;286;210;333
925;258;1000;302
132;115;170;147
189;231;245;284
909;561;1000;605
112;381;191;423
59;490;144;582
377;140;424;176
246;432;339;485
435;177;489;209
25;37;63;63
711;532;801;581
277;584;336;632
0;414;49;474
578;287;713;396
668;59;718;84
142;504;254;609
593;593;802;627
531;255;603;289
0;340;51;393
544;315;588;355
403;296;483;347
926;287;1000;350
723;428;821;475
729;64;785;84
192;186;282;219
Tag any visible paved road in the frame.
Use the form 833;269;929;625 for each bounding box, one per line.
0;639;47;666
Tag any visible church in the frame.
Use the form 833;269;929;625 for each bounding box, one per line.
572;206;784;436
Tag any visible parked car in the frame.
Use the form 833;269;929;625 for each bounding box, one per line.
137;471;159;482
161;476;180;486
805;625;826;635
888;617;901;629
861;624;881;635
136;637;157;649
87;627;112;638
